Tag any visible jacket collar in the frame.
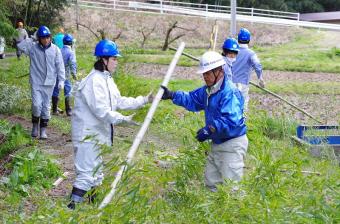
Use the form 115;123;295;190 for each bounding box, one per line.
239;44;248;48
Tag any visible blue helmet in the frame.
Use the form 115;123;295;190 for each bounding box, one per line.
94;39;121;57
63;34;73;45
222;38;239;52
37;26;51;38
238;28;251;43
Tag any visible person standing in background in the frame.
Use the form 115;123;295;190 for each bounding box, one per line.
14;21;28;59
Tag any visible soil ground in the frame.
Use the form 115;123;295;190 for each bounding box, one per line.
125;62;340;124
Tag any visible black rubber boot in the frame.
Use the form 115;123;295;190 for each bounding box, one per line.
40;119;49;139
65;97;72;116
31;116;40;138
52;96;59;115
67;187;87;210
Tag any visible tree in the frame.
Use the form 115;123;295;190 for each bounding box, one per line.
162;21;196;51
2;0;69;29
0;3;17;39
137;24;157;48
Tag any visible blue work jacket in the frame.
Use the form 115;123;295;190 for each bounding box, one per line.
232;45;262;85
173;77;246;144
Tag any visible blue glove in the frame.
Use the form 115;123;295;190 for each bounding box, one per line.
196;126;212;142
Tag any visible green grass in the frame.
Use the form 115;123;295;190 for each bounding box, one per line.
255;30;340;73
251;81;340;95
0;39;339;222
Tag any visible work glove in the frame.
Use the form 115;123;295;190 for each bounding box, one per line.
161;85;174;100
122;113;139;126
258;78;265;88
144;91;154;104
58;81;64;90
196;126;213;142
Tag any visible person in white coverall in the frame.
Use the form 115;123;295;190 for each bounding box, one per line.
161;51;248;192
18;25;65;139
67;39;153;210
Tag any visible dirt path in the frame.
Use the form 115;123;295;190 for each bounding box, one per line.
1;114;179;201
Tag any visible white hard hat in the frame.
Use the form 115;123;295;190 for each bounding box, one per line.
197;51;226;74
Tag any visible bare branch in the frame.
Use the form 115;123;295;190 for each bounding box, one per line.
112;31;122;41
168;34;185;45
77;23;100;40
139;24;156;48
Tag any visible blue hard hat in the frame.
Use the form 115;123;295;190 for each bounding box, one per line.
94;39;121;57
37;26;51;38
238;28;251;42
63;34;73;45
222;38;239;52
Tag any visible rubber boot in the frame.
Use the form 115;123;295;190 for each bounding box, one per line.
67;187;87;210
65;97;72;116
40;118;49;139
31;116;39;138
52;96;59;115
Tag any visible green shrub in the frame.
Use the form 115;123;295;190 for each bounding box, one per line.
6;148;61;196
0;83;29;114
0;120;31;160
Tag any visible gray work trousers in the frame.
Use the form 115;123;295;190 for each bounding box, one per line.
205;135;248;192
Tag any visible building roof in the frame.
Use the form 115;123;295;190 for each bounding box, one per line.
300;11;340;21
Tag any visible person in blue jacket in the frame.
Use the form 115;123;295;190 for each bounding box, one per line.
232;28;265;111
161;51;248;192
52;34;77;116
221;37;239;81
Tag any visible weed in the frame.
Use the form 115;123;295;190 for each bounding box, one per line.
0;83;30;114
0;120;31;160
5;147;61;196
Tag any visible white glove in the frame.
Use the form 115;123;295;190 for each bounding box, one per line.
144;91;154;104
58;81;64;90
122;113;140;126
259;79;265;88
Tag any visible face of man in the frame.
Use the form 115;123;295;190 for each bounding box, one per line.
226;51;237;58
40;36;51;47
104;57;118;73
203;67;223;87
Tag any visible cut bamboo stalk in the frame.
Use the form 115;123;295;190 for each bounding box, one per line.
52;172;70;187
98;42;186;209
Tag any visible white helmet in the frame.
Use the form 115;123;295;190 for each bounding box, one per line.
197;51;226;74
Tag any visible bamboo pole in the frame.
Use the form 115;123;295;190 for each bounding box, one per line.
98;42;186;209
168;47;322;124
213;24;218;51
249;81;322;124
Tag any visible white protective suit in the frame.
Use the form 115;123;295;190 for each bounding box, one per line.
18;38;65;119
71;69;148;192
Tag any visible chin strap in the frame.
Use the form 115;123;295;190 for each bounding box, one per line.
211;68;220;86
102;58;109;72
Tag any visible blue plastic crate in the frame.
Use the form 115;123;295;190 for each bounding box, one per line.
293;125;340;164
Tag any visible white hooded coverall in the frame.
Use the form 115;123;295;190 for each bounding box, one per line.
71;69;148;193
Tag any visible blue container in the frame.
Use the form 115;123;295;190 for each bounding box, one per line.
294;125;340;164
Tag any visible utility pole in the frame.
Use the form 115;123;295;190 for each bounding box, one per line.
230;0;236;37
